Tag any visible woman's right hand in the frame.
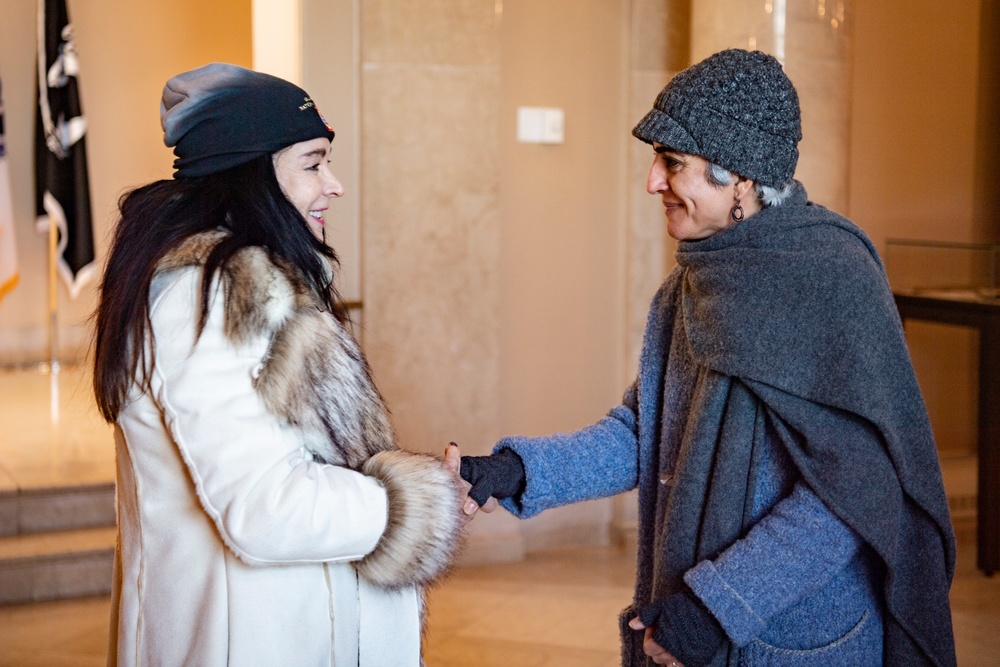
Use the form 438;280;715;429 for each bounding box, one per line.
444;443;498;520
458;448;525;511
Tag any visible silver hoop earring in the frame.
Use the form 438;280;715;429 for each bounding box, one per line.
731;201;745;222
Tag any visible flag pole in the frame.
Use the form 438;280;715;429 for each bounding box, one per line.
34;0;94;418
47;213;59;422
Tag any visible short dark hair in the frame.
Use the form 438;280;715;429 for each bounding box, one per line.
93;154;346;422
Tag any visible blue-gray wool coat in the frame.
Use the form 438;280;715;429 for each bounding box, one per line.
496;183;956;666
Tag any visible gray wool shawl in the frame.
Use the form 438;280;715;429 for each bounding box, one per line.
644;182;956;666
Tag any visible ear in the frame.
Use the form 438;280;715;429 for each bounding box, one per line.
734;177;756;201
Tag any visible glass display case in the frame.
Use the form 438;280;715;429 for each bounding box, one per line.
884;238;1000;301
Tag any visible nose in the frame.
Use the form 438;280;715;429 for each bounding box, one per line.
646;157;666;195
324;171;344;199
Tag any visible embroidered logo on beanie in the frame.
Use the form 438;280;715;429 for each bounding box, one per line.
299;97;334;134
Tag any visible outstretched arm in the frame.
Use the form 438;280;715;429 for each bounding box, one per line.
458;399;640;519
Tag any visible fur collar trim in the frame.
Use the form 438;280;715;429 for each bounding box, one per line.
155;232;464;591
158;230;396;469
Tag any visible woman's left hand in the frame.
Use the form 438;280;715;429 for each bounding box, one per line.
628;617;685;667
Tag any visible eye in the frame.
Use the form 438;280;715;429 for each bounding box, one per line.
306;163;321;172
658;153;682;170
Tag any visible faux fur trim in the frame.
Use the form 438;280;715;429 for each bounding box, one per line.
156;231;396;468
156;230;226;272
256;307;396;468
357;450;464;589
155;232;463;590
157;230;305;345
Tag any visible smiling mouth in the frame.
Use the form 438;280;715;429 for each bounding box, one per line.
309;211;325;223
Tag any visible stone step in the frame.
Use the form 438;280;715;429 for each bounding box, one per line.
0;482;115;537
0;526;115;605
0;481;116;604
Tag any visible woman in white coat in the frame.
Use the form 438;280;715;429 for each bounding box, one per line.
93;63;465;666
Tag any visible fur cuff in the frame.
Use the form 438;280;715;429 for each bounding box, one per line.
356;450;464;590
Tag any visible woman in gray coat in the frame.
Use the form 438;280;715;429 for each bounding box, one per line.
461;49;956;667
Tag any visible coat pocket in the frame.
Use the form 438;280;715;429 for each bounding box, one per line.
740;609;881;667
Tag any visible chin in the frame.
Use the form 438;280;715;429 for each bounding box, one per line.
666;222;691;242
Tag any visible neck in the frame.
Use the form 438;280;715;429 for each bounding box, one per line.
741;196;764;220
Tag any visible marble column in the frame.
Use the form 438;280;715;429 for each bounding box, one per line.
360;0;503;458
615;0;693;550
625;0;691;375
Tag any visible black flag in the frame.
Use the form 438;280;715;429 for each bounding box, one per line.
34;0;95;299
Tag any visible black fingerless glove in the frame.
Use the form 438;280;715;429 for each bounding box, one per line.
637;590;725;667
459;448;526;507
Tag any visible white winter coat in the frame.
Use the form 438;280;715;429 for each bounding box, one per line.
109;233;462;666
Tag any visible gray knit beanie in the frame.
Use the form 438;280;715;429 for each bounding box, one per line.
632;49;801;187
161;63;334;178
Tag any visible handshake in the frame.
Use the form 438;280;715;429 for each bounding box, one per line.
441;443;526;519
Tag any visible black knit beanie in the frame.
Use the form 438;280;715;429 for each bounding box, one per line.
632;49;801;187
160;63;335;178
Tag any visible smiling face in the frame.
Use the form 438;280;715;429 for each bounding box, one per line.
273;137;343;240
646;144;758;241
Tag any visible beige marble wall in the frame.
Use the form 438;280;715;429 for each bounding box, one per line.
496;0;629;554
360;0;503;457
360;0;633;559
849;0;980;248
302;0;363;304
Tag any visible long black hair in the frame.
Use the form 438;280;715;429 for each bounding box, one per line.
93;154;347;422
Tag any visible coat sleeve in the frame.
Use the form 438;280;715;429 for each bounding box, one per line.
494;395;640;519
147;268;392;566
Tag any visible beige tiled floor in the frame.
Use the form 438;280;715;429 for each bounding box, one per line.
0;366;115;491
950;572;1000;667
422;546;633;667
0;595;109;666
